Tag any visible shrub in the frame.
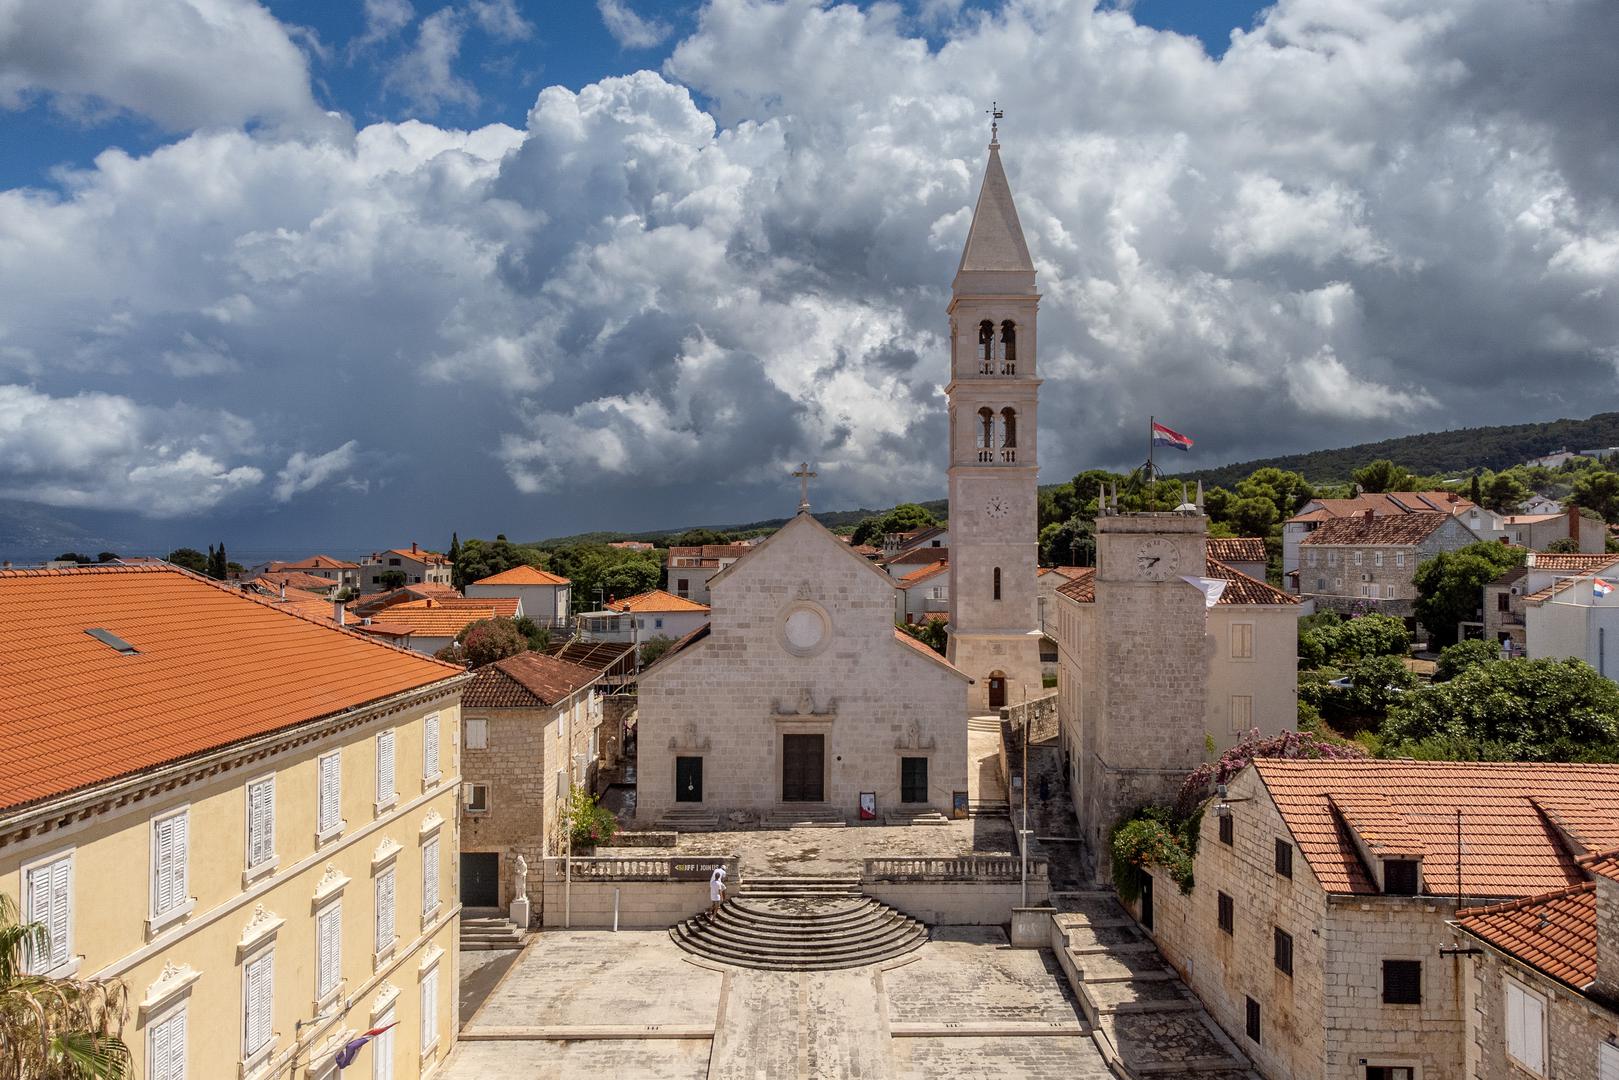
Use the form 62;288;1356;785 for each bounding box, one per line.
1110;810;1194;901
1433;639;1500;682
568;789;619;852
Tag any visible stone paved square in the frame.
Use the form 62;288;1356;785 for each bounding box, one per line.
884;927;1082;1026
892;1036;1114;1080
1100;1009;1234;1065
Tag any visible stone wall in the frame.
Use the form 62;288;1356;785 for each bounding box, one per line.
638;515;969;820
539;879;713;929
460;702;558;911
864;880;1044;925
1599;876;1618;993
1465;940;1619;1080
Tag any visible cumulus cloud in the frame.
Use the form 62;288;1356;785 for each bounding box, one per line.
0;0;326;132
597;0;673;49
274;441;365;501
383;7;479;114
470;0;533;41
0;385;263;515
2;0;1618;545
353;0;415;51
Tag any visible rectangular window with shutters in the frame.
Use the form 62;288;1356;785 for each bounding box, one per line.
375;729;396;810
422;836;440;918
245;776;275;875
1599;1039;1619;1080
372;1007;396;1080
151;808;190;923
315;901;342;1001
317;751;342;840
464;718;488;750
242;948;274;1063
465;783;490;814
1375;551;1384;567
1219;814;1233;846
1273;927;1293;976
1230;695;1253;735
375;868;396;959
423;714;441;781
1230;623;1254;660
1275;839;1293;878
23;850;73;974
1382;959;1421;1004
1505;977;1547;1075
1383;859;1420;895
420;965;439;1055
1245;996;1260;1044
1396;552;1406;568
1216;891;1233;935
148;1002;187;1080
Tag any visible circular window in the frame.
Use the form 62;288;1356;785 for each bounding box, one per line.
778;602;831;657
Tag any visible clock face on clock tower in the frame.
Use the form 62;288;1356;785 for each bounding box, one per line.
1134;537;1180;581
984;495;1010;520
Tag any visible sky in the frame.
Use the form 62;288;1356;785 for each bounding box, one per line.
0;0;1616;559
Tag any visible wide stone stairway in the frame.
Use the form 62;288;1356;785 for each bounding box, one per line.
670;875;928;971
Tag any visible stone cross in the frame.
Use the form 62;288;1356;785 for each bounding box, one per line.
792;462;817;513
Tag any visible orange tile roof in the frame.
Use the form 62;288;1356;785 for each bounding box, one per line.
1299;512;1455;547
378;548;449;565
278;554;359;570
365;598;513;636
1328;792;1427;857
1055;569;1096;603
1255;759;1619;898
1522;560;1619;605
1531;797;1619;855
883;546;951;566
1581;847;1619;883
1290;492;1473;524
462;652;600;708
1503;513;1565;525
892;628;971;678
611;589;709;613
350;583;461;616
1529;553;1619;572
1455;883;1598;992
1205;558;1299;605
665;544;753;567
898;559;948;585
1207;537;1267;564
469;565;571;587
0;566;461;812
1038;566;1089;581
250;570;339;593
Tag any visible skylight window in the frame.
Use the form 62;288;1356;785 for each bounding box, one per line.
84;628;138;655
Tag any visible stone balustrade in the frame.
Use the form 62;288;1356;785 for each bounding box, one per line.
543;854;739;881
862;855;1047;882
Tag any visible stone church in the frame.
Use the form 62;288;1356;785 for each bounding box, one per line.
636;512;970;821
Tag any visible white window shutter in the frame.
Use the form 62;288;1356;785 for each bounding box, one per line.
422;837;439;914
372;1009;395;1080
317;902;340;995
377;731;395;801
154;1005;187;1080
465;718;487;750
1598;1041;1619;1080
424;715;440;777
319;753;340;831
248;780;273;866
154;818;174;914
244;951;273;1054
420;968;437;1053
49;858;70;969
376;870;395;952
171;813;188;906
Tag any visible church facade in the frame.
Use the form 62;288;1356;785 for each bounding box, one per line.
945;136;1046;714
636;513;970;822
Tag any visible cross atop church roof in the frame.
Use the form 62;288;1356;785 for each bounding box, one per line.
792;462;817;514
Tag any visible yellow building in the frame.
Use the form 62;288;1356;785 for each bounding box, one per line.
0;565;470;1079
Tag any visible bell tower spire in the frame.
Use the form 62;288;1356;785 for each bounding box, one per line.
945;129;1044;715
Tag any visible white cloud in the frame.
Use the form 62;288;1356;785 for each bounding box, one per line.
274;441;365;501
597;0;672;49
383;8;479;114
160;332;240;376
470;0;533;41
0;384;263;515
2;0;1618;540
355;0;415;51
0;0;327;132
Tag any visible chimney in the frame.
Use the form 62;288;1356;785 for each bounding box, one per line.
333;600;346;626
1363;508;1375;526
412;541;419;554
1569;504;1581;546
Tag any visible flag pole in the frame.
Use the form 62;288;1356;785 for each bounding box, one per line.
1146;415;1156;482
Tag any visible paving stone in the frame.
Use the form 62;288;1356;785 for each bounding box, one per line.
1084;978;1188;1010
885;933;1082;1026
1073;949;1172;981
1099;1010;1237;1067
1062;922;1144;949
892;1037;1111;1080
443;1038;712;1080
1052;893;1131;922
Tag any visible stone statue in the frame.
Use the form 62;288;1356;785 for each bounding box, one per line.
513;855;529;893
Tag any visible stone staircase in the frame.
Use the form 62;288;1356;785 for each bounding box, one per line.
460;910;525;951
966;714;1003;733
966;798;1010;818
883;808;951;826
670;876;928;971
764;805;847;828
1053;891;1261;1079
653;806;721;832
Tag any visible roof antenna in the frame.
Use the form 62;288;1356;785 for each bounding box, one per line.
986;101;1003;145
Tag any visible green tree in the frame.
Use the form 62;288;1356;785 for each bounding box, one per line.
1469;474;1482;506
452;536;546;589
1412;542;1526;647
898;616;949;655
1481;471;1529;513
455;617;529;668
513;615;552;651
447;531;460;570
1382;657;1619;760
1299;613;1410;668
205;542;229;580
164;548;208;574
1223;496;1279;538
1352;459;1416;493
95;552;119;563
1039;519;1094;566
1433;639;1501;681
377;569;407;590
639;634;677;668
1570;469;1619;523
544;544;661;608
1544;537;1580;554
567;789;619;852
849;503;940;547
671;528;727;547
0;893;130;1078
53;552;89;564
1236;468;1314;519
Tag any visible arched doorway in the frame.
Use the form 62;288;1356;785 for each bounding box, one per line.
987;671;1007;709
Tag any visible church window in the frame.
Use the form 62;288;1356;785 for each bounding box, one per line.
1001;408;1017;448
1000;321;1017;374
978;320;996;372
993;567;1002;601
977;407;995;459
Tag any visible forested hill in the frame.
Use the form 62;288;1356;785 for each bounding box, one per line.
1175;413;1619;489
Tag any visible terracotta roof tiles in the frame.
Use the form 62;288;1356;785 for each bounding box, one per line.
0;565;462;812
1455;884;1598;992
898;560;948;586
1205;558;1299;605
611;589;709;613
1528;553;1619;572
1055;569;1096;603
364;598;516;636
462;651;600;708
1207;537;1267;564
1299;512;1455;547
470;565;571;587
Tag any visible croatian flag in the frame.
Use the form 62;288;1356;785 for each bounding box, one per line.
334;1022;398;1069
1595;578;1613;598
1151;421;1194;452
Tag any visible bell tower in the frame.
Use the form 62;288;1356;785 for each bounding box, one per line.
945;131;1044;714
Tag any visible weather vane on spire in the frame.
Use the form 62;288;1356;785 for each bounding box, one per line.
987;101;1004;144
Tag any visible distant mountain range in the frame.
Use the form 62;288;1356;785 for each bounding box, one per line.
0;500;131;564
533;411;1619;545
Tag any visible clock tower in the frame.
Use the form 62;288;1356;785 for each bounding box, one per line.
945;134;1044;714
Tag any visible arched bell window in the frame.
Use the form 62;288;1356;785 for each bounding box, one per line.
977;407;995;449
1001;408;1017;448
978;320;996;371
1000;321;1017;373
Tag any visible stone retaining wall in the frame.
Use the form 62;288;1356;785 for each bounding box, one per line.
539;879;713;929
866;880;1047;926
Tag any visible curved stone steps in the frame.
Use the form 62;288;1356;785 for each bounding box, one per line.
671;889;928;971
